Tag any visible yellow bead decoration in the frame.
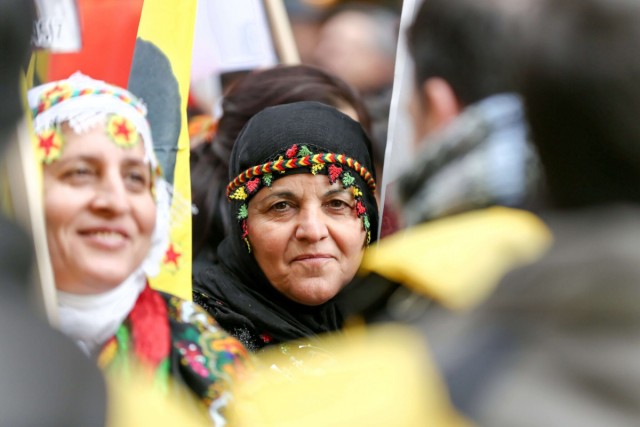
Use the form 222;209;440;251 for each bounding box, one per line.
311;164;325;175
230;187;248;200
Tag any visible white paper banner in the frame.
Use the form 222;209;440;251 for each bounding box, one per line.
33;0;82;53
191;0;278;80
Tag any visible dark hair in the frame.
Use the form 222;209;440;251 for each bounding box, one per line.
522;0;640;208
0;0;35;140
406;0;526;107
190;64;373;261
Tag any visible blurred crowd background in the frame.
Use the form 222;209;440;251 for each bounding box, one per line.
7;0;640;425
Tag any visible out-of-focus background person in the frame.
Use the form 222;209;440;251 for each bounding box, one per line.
310;2;399;178
0;1;107;425
353;0;542;324
365;0;640;425
415;0;640;424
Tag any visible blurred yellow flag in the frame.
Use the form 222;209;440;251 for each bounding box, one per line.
360;207;552;310
229;324;472;427
129;0;197;300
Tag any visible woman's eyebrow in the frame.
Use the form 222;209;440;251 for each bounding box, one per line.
121;157;148;167
259;190;298;202
48;154;98;168
323;188;350;198
62;154;97;162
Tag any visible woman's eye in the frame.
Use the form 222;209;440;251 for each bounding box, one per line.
271;201;291;212
70;167;91;176
63;166;95;182
326;199;351;210
125;171;150;190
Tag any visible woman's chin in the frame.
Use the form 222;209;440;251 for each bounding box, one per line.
285;279;343;306
55;271;136;295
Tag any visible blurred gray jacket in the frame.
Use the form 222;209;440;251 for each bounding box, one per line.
422;204;640;427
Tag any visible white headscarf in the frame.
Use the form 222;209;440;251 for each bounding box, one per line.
28;72;172;355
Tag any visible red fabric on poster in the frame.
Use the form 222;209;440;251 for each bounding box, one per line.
46;0;144;87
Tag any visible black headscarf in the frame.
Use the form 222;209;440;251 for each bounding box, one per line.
193;101;378;351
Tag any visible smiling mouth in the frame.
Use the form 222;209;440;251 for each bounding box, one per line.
293;254;333;263
80;230;129;248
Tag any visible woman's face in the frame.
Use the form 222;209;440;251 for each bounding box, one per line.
43;123;156;294
247;173;367;306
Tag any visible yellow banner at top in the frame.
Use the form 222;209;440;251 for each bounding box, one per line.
129;0;197;300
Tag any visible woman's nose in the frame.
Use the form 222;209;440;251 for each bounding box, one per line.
295;207;329;242
90;172;130;215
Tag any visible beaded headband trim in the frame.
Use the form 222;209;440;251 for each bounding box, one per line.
226;150;376;198
31;85;146;118
28;72;155;170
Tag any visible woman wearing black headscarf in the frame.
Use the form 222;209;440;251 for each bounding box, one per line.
193;101;379;352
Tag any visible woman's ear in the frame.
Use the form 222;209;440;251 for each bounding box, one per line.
420;77;462;136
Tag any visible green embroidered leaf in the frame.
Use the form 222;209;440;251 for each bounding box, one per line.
298;145;313;157
342;172;356;187
363;215;370;229
237;204;248;220
262;173;273;187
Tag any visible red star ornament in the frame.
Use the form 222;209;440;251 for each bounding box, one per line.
36;129;64;164
163;243;182;267
106;115;139;148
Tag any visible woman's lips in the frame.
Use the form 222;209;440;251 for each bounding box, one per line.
292;254;334;265
79;228;129;249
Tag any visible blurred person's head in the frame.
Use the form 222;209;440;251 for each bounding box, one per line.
312;3;398;95
0;0;35;144
191;64;373;262
0;5;109;426
522;0;640;209
407;0;532;142
387;0;541;228
28;73;170;294
0;0;42;297
284;0;326;64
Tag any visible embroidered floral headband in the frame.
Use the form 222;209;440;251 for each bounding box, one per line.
226;145;376;197
228;143;377;252
28;72;156;170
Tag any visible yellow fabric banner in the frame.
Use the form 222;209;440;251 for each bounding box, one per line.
129;0;197;300
359;207;553;310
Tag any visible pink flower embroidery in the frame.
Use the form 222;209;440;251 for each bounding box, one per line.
241;220;249;239
246;178;260;194
285;144;298;158
177;342;209;378
328;164;343;183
